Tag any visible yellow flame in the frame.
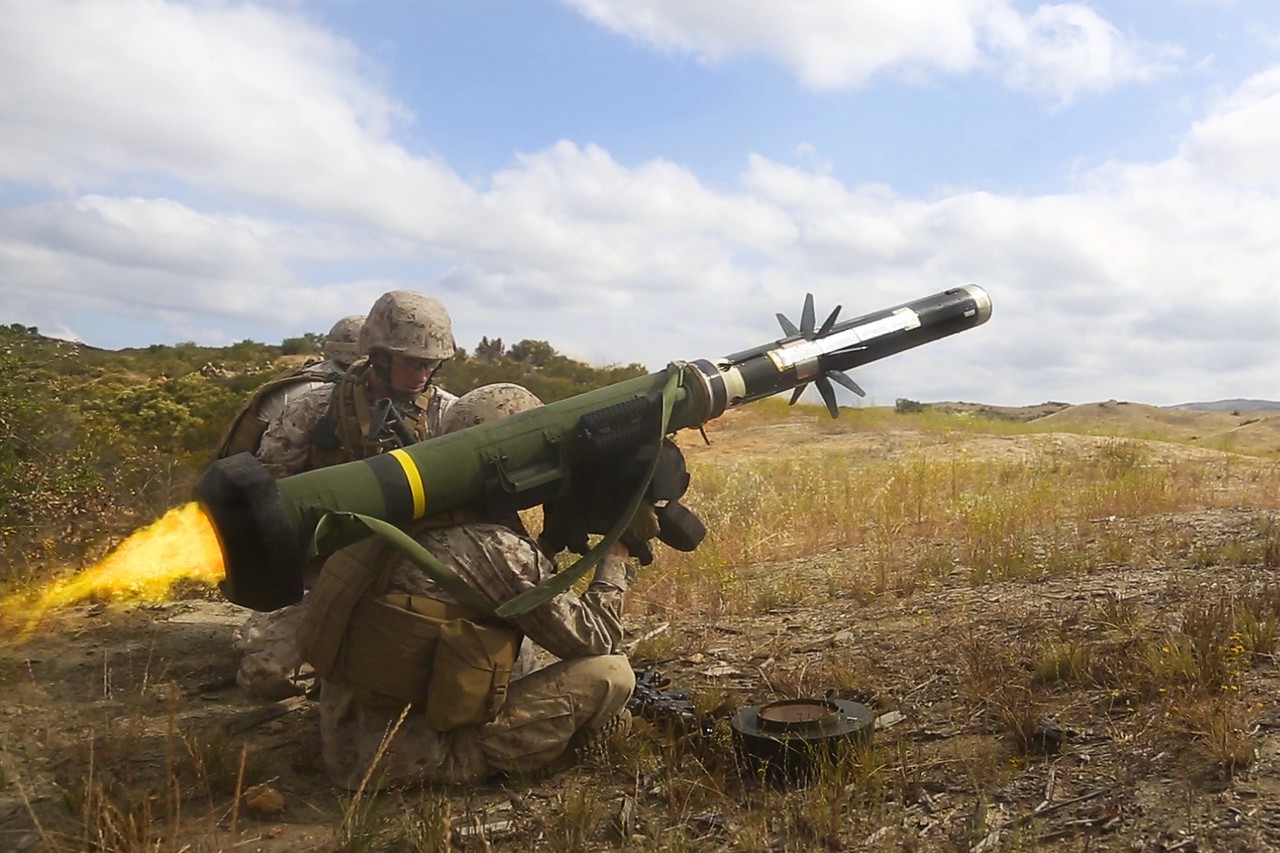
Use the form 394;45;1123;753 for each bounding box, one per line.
2;502;226;634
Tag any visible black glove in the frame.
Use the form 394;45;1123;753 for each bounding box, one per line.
539;493;659;557
537;494;593;557
537;439;704;565
619;502;661;564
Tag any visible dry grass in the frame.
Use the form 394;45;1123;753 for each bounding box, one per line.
636;408;1280;617
9;399;1280;850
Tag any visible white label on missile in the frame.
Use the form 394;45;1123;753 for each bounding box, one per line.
766;308;921;371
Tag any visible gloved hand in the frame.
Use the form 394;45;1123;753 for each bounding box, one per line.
537;497;590;557
538;497;662;558
536;438;695;563
620;503;660;564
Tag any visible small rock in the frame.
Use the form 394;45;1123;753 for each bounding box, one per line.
699;664;743;678
875;710;906;729
242;783;285;817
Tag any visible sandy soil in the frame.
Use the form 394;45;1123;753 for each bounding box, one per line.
3;412;1280;851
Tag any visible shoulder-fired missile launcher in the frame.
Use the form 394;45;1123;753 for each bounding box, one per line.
196;285;992;612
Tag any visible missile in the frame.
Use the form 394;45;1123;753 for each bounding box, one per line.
195;284;991;611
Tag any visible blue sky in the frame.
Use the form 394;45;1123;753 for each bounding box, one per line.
2;0;1279;406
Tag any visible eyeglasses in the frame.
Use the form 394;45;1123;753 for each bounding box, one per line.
395;356;442;374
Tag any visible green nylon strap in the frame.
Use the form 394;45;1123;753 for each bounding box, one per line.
311;511;497;616
308;361;686;622
493;361;685;618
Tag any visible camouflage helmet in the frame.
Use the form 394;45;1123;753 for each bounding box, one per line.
442;383;543;434
322;314;365;367
359;290;455;361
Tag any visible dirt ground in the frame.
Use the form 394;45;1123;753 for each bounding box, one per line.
3;411;1280;851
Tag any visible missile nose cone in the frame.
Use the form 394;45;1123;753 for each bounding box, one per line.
958;284;993;325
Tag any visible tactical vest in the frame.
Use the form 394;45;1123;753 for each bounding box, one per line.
308;364;444;468
296;521;520;731
215;365;340;459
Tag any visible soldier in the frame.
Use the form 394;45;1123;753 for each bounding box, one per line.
213;314;364;460
253;314;365;428
235;290;458;700
319;313;366;371
256;290;458;478
296;383;654;788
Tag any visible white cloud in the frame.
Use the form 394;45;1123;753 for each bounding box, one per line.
561;0;1181;103
473;142;795;287
982;3;1183;104
1246;20;1280;51
1182;67;1280;189
1;0;1277;406
564;0;983;85
0;0;476;233
0;195;389;339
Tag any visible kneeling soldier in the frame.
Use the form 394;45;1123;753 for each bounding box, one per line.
298;382;652;788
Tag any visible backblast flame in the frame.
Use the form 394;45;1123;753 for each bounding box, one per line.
1;502;226;635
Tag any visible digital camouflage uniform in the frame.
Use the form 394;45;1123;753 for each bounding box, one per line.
234;373;457;701
236;294;455;701
254;366;457;478
316;522;635;789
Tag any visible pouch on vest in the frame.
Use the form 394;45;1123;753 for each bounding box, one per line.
297;529;520;731
343;593;443;704
296;538;388;682
311;366;435;469
336;593;517;729
426;616;516;731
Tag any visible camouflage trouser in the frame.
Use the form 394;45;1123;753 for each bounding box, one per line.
319;654;635;790
233;598;314;701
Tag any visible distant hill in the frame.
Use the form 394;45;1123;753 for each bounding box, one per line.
931;399;1280;420
929;401;1071;422
917;398;1280;456
1166;399;1280;412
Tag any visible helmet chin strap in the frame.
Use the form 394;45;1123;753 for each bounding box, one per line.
368;353;397;398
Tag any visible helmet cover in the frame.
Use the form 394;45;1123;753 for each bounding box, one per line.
322;314;365;366
441;383;543;434
359;290;455;360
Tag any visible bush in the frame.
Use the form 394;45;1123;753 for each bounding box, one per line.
0;327;650;584
281;332;324;357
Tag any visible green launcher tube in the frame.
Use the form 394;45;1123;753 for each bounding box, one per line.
195;285;992;611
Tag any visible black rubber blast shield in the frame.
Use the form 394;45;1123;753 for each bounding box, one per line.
193;452;305;612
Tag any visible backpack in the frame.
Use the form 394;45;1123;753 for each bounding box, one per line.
215;365;340;459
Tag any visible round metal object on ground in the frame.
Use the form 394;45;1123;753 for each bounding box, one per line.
730;697;874;786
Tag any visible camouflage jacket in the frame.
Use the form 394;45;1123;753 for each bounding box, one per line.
214;359;346;460
256;363;457;478
317;522;633;787
378;522;631;659
254;358;346;426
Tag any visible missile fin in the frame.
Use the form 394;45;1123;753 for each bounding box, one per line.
800;293;816;337
776;313;800;337
817;305;842;337
816;376;840;418
788;385;806;406
826;369;866;398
